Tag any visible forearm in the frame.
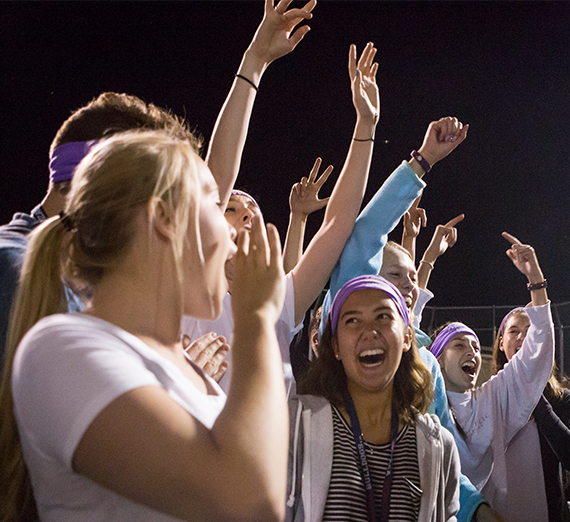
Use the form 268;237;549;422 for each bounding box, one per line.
401;232;416;263
418;245;439;289
282;213;307;273
322;118;376;230
213;314;288;520
206;50;266;208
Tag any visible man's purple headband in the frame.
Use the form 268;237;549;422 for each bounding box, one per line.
49;141;97;184
231;190;261;212
499;307;526;335
429;322;479;359
329;275;410;335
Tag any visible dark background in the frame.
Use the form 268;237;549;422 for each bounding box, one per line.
2;0;569;309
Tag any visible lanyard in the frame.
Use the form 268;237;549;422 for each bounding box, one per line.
343;391;399;522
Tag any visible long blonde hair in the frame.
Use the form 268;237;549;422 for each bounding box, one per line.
0;130;203;521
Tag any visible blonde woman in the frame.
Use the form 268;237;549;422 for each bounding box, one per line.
0;131;288;522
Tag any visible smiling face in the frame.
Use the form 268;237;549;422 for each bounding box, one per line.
500;312;530;362
379;247;419;311
332;289;411;397
438;333;482;393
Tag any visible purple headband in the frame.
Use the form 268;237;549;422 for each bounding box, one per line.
49;140;97;184
499;307;526;335
429;322;479;359
231;190;261;212
329;275;410;335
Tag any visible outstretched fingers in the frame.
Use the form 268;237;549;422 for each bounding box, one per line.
445;213;465;228
502;231;522;245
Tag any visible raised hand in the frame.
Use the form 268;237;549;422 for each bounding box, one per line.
247;0;316;69
183;333;230;383
417;116;469;167
502;232;544;282
231;214;286;325
289;157;332;218
423;214;465;262
403;196;427;240
348;42;380;125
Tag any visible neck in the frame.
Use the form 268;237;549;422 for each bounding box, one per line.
344;383;394;444
40;188;66;218
86;243;182;348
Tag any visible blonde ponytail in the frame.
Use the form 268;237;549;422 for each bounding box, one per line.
0;216;69;522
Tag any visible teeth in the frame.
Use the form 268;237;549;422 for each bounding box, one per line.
461;361;475;370
360;349;385;357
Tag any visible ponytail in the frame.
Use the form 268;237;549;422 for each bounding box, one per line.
0;216;69;522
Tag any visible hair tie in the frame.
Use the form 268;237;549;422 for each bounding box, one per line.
59;211;74;232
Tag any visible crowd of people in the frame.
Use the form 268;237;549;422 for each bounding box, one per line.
0;2;567;522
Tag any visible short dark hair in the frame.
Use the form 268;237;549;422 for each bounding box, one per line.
50;92;202;156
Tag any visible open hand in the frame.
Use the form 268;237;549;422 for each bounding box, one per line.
417;117;468;167
289;157;332;218
183;333;230;383
248;0;316;68
348;42;380;125
231;214;285;325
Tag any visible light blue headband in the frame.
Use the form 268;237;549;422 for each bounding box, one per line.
429;322;479;359
329;275;410;335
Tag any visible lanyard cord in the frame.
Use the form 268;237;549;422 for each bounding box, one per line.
343;391;399;522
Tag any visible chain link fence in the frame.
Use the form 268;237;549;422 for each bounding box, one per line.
420;301;570;381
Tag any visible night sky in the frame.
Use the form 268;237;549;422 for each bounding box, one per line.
2;1;570;314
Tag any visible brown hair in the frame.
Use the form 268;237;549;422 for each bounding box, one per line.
0;130;203;522
298;315;433;425
492;309;565;401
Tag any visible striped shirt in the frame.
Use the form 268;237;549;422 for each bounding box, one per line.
323;404;422;522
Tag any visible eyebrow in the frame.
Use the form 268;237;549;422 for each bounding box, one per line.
340;305;393;319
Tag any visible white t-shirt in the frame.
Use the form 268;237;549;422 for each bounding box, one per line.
12;313;226;522
181;272;302;396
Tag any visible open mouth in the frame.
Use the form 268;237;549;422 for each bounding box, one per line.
461;360;477;377
358;349;386;366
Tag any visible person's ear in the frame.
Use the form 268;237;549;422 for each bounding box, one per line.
149;198;174;241
499;336;505;353
332;336;341;360
402;326;412;352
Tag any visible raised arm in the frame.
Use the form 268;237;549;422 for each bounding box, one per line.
73;217;288;521
207;0;316;208
290;42;380;325
417;213;464;289
319;117;468;335
282;158;331;273
401;196;426;263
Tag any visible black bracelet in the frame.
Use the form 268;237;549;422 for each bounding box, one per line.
235;74;258;92
352;137;375;142
410;149;432;174
527;280;547;291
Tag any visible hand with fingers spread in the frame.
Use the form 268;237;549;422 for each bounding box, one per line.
231;214;286;326
415;116;469;169
289;157;332;218
349;42;380;126
417;214;464;289
247;0;316;70
283;157;333;273
183;333;230;383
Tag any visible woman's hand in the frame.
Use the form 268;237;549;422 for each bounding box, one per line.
289;157;332;218
183;333;230;383
349;42;380;126
403;196;427;240
422;213;465;263
231;215;286;325
502;232;544;283
247;0;316;70
417;116;469;167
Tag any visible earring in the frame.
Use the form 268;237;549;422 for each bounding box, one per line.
335;354;340;360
